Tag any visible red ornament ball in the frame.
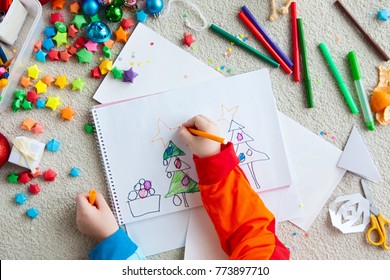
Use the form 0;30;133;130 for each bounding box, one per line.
0;132;11;169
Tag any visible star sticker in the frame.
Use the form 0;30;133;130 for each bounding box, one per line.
76;48;93;63
122;18;134;29
46;96;62;111
27;64;41;80
91;66;102;79
47;49;60;61
99;60;113;74
61;106;75;120
20;76;32;88
26;90;39;103
59;50;72;62
71;77;85;90
136;9;148;23
15;193;28;205
114;26;129;43
8;172;19;183
111;66;123;79
35;49;47;62
54;76;68;89
123;67;138;83
218;104;239;124
21;99;32;110
71;14;87;29
183;32;195;47
84;40;99;52
67;24;79;38
27;208;39;219
35;80;47;94
43;75;56;85
52;0;66;10
69;1;81;14
21;118;37;130
152;118;179;147
32;123;44;134
52;31;68;46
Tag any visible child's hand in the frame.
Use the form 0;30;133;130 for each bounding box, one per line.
179;115;221;158
76;191;119;242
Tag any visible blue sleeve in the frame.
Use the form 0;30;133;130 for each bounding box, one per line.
88;228;139;260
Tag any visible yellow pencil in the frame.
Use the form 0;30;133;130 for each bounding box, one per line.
187;127;228;144
88;189;97;205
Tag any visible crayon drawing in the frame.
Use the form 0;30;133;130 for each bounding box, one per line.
127;178;161;218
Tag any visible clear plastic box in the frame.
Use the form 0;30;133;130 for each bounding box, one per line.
0;0;43;112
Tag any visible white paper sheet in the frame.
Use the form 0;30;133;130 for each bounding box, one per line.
92;23;223;104
92;69;292;225
337;126;382;183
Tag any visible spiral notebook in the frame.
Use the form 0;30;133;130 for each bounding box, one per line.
92;69;292;225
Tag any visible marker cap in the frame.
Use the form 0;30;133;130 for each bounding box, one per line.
348;51;361;81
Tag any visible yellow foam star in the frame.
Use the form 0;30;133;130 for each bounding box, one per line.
27;64;41;80
99;60;113;75
46;96;62;111
35;80;47;94
55;75;67;89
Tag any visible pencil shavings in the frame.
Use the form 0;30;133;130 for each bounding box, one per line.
371;65;390;125
376;106;390;125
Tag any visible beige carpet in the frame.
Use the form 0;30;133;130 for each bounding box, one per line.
0;0;389;260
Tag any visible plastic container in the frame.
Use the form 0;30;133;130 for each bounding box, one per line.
0;0;43;112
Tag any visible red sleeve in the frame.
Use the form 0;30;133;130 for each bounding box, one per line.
193;142;290;260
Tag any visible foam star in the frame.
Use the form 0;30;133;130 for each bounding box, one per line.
46;139;61;152
123;67;138;83
18;172;32;184
26;208;39;219
90;14;101;22
111;66;123;79
71;14;87;29
152;118;179;147
46;96;62;111
52;0;66;9
76;48;93;63
121;18;134;29
43;169;57;181
67;24;79;38
35;49;47;62
42;38;55;51
218;104;239;124
114;26;129;43
47;49;60;61
44;26;56;37
32;123;44;134
20;76;32;88
61;106;75;120
69;1;81;14
36;98;46;109
43;75;56;85
91;66;102;79
21;118;37;130
136;9;148;23
59;50;72;62
71;78;85;90
27;64;41;80
103;39;114;49
21;100;32;110
54;76;68;89
15;193;28;205
35;80;47;94
26;90;39;103
183;32;195;47
69;167;81;177
52;31;68;46
7;172;19;183
84;40;99;52
99;60;113;75
50;12;63;24
29;184;40;195
34;41;42;52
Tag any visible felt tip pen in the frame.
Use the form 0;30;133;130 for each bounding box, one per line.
187;127;228;144
348;51;375;131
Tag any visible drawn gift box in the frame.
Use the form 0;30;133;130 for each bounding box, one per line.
8;136;45;171
127;194;161;218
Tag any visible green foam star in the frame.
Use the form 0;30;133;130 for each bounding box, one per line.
71;14;87;30
53;31;68;47
72;78;85;90
76;48;93;63
21;99;32;110
8;172;19;183
111;66;123;79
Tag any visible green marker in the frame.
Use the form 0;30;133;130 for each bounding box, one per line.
318;42;359;114
348;51;375;131
210;24;280;68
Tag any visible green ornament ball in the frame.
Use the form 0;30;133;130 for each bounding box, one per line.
105;5;123;22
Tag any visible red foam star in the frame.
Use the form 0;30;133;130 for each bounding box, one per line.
91;66;102;79
183;33;195;47
121;18;134;30
48;49;60;61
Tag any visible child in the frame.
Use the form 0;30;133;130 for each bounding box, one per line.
76;114;289;260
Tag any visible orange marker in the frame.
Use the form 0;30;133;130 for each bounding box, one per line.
88;189;97;205
187;127;228;144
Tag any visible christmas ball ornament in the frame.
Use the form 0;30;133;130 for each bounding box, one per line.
146;0;164;16
124;0;138;9
0;132;11;169
82;0;100;16
105;5;123;22
86;21;112;43
97;0;114;5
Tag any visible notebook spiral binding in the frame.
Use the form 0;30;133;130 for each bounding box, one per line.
91;109;123;225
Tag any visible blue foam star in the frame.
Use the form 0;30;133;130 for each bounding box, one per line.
46;139;61;152
15;193;28;205
27;208;39;219
43;38;55;51
35;49;47;62
136;9;148;23
377;9;390;21
69;167;81;177
36;98;46;109
44;26;57;37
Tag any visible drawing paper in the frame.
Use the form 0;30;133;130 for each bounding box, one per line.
92;23;223;104
92;69;292;225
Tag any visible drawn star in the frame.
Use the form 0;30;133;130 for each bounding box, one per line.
152;118;179;148
136;9;148;23
27;64;41;80
84;40;99;52
35;80;47;94
123;67;138;83
183;32;195;47
45;96;62;111
52;31;68;46
55;75;67;89
114;26;129;43
15;193;28;205
218;104;239;124
61;106;75;121
71;78;85;90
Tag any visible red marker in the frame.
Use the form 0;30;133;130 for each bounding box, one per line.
238;11;292;75
291;1;301;82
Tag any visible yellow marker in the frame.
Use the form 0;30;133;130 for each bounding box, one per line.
88;189;97;205
187;127;227;144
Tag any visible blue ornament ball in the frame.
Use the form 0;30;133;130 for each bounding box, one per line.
82;0;100;16
86;21;112;43
146;0;164;15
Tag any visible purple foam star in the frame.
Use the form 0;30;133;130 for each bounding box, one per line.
123;67;138;83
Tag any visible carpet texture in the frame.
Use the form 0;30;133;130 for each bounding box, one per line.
0;0;389;260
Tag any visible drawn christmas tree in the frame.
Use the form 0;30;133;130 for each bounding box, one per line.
228;120;270;189
163;140;199;207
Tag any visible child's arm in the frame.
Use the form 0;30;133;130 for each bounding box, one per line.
179;115;290;260
76;191;145;260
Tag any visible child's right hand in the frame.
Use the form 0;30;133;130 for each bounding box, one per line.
76;191;119;242
179;114;221;158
